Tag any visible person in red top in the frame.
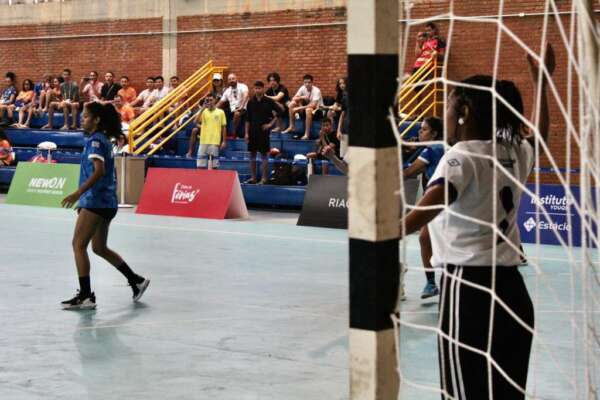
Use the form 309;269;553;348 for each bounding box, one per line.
413;22;446;72
0;129;14;166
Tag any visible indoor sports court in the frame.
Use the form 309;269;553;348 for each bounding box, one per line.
1;0;599;399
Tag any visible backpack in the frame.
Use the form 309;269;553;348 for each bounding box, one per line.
269;162;293;185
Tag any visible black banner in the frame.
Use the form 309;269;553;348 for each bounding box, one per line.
297;175;348;229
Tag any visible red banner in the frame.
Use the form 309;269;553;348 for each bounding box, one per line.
136;168;248;219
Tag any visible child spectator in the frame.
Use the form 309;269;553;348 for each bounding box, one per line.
306;118;339;175
244;81;280;184
265;72;290;133
0;72;17;124
12;79;36;128
131;77;155;115
117;76;137;105
186;93;227;168
44;68;79;130
0;129;14;166
282;74;324;140
218;73;249;138
100;71;121;103
34;74;51;112
81;71;103;103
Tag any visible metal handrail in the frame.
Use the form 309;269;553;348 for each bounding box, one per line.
128;60;226;154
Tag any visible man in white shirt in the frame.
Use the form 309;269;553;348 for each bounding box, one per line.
131;77;155;115
282;74;324;140
217;73;249;138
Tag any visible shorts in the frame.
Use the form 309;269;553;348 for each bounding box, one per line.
78;207;118;222
197;143;220;168
248;127;270;154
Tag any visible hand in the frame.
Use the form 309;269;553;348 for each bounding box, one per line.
336;130;342;140
306;152;317;159
527;43;555;85
244;134;249;144
220;141;227;150
321;145;334;158
61;191;81;208
262;124;271;131
185;151;192;158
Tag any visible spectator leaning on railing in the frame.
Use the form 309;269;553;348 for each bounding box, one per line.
413;22;446;73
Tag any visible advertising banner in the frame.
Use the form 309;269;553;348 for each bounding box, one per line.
136;168;248;219
6;162;80;208
297;175;348;229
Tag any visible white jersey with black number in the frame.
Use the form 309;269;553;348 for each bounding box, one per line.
427;139;534;267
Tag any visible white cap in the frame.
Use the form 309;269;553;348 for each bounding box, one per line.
212;73;223;81
293;154;307;162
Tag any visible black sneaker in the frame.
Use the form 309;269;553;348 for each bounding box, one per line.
61;291;96;310
130;278;150;302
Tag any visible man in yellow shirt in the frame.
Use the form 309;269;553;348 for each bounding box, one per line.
186;93;227;168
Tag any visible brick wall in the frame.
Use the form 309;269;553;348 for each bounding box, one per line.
406;0;592;183
177;7;347;97
0;18;163;93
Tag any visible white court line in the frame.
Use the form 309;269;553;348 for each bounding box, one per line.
3;210;598;265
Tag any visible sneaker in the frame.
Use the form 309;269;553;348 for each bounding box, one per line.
420;282;440;299
131;278;150;302
61;291;96;310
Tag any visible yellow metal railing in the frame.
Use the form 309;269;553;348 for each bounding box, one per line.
397;57;443;137
128;60;226;155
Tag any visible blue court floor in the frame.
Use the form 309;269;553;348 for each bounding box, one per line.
0;203;597;399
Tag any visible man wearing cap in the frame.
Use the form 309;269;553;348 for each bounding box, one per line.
217;73;249;138
244;81;282;184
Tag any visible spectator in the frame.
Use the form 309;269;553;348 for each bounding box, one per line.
282;74;324;140
0;129;14;166
265;72;290;133
169;76;180;91
42;77;62;116
12;79;36;128
113;132;129;155
100;71;121;103
113;95;135;124
335;77;349;157
130;76;155;115
117;76;137;105
326;77;347;123
43;68;79;130
321;143;347;175
149;75;169;103
80;71;103;103
217;73;249;138
244;81;281;184
413;22;445;72
211;73;225;101
306;118;339;175
34;73;51;113
0;72;17;124
186;93;227;169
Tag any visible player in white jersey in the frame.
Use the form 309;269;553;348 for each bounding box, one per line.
399;44;555;399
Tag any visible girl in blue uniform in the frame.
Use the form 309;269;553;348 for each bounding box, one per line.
61;102;149;310
403;116;445;299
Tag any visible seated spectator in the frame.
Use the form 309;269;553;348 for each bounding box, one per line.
117;76;137;105
131;76;155;115
113;95;135;124
113;133;130;155
186;93;227;169
100;71;121;103
169;76;180;92
0;72;17;124
217;73;249;138
282;74;324;140
244;81;281;184
149;75;169;103
80;71;103;103
211;73;225;102
321;143;347;175
326;77;347;124
34;74;51;113
12;79;36;128
44;68;79;130
306;118;339;175
0;129;14;166
265;72;290;132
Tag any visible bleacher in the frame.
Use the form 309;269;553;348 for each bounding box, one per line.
0;110;421;208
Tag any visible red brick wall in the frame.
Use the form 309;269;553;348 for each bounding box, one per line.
177;7;347;98
406;0;592;183
0;18;163;93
